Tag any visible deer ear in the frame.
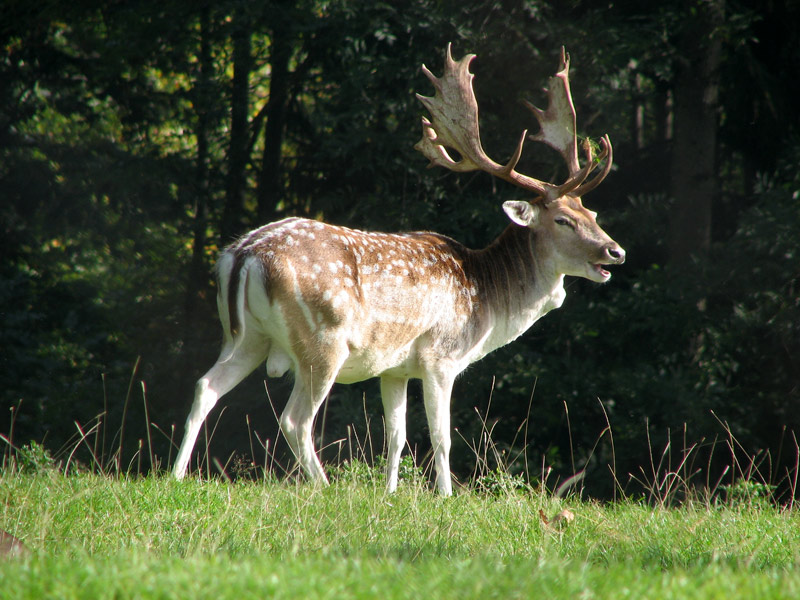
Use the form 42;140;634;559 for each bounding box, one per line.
503;200;540;227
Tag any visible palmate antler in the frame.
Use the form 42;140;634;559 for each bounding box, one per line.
415;44;612;203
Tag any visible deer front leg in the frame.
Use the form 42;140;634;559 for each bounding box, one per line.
380;375;408;493
422;370;456;496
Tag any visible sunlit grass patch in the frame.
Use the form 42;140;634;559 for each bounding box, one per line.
2;469;800;599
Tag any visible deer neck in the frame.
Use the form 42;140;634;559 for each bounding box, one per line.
466;224;566;355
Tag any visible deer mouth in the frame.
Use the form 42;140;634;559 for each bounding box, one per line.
588;262;613;282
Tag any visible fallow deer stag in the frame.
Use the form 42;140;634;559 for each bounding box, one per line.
173;45;625;495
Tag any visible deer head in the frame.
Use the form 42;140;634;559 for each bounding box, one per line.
415;45;625;282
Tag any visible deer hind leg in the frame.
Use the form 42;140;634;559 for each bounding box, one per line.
381;376;408;493
422;370;456;496
279;346;347;485
173;339;268;479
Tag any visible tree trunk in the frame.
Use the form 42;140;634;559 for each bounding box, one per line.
256;27;292;225
183;5;214;358
220;4;253;244
668;0;724;266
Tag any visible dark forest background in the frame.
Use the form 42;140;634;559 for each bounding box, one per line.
2;0;799;499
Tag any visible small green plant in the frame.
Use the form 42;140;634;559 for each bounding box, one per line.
475;467;528;497
397;454;424;484
720;479;776;508
10;441;56;474
331;458;382;484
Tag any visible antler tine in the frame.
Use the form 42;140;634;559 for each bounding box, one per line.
415;44;554;198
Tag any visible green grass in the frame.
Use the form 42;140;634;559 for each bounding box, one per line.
2;469;800;599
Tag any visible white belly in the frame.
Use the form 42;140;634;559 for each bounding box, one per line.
334;343;420;384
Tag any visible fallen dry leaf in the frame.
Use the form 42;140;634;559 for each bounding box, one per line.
0;529;29;559
539;508;575;530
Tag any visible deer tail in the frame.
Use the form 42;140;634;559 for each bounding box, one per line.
217;250;249;363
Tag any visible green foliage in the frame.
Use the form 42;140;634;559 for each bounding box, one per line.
331;458;383;485
720;479;777;509
475;468;529;497
2;442;56;475
397;454;425;485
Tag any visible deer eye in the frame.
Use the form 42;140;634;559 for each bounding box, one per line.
555;217;575;229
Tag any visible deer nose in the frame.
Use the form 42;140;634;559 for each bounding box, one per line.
606;245;626;264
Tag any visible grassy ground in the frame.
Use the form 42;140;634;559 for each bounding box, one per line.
1;468;799;599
